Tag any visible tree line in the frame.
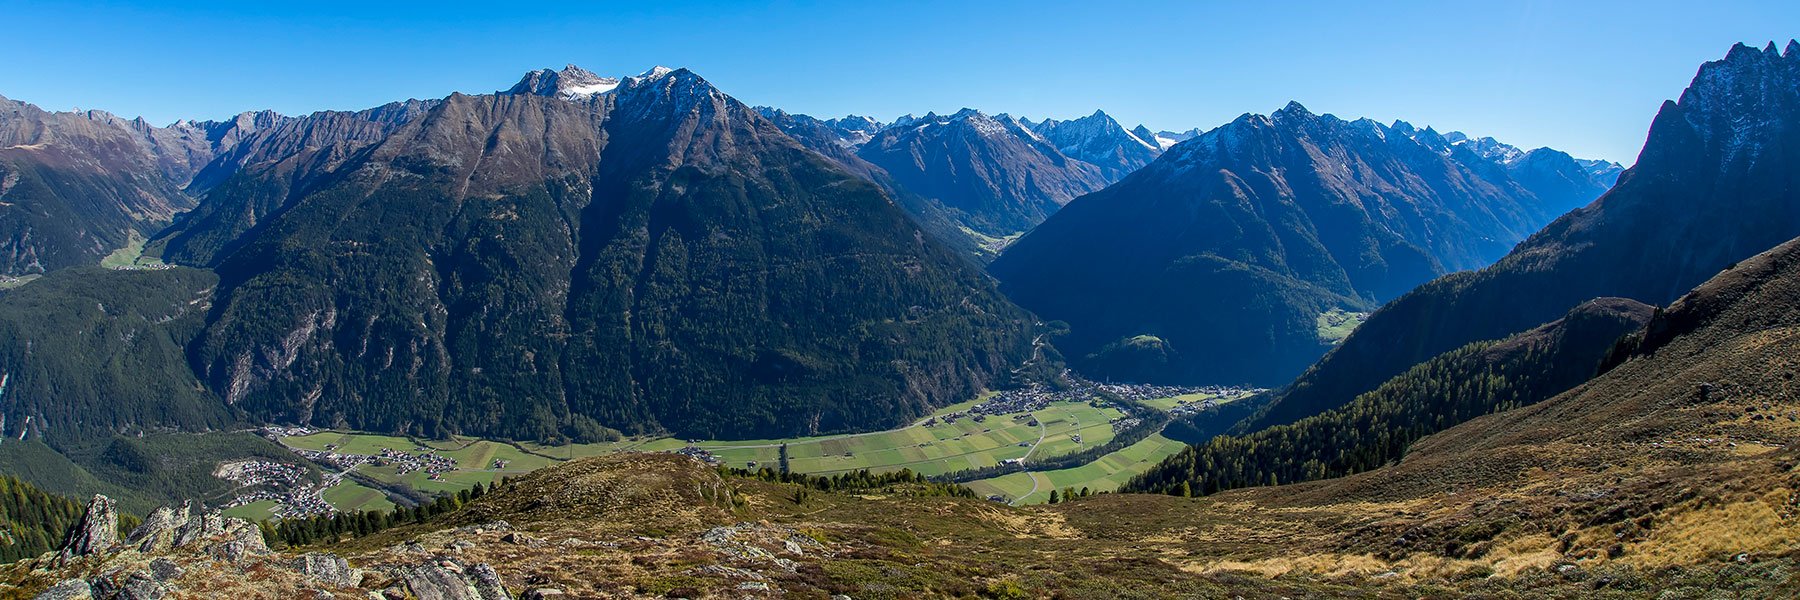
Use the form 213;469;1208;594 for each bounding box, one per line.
1123;305;1645;497
721;466;977;499
262;480;498;548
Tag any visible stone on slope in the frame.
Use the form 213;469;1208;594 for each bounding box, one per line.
293;552;363;587
31;579;93;600
399;558;512;600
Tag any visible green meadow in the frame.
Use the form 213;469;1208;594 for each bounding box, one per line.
963;433;1189;504
276;395;1138;512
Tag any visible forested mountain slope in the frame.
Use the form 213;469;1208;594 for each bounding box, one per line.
1125;297;1652;496
137;66;1036;442
1248;40;1800;431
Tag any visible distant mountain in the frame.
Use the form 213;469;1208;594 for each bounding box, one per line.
852;109;1110;239
0;65;1038;444
1029;110;1162;180
1247;41;1800;431
1147;127;1202;149
754;108;984;259
762;108;1112;254
1396;121;1624;215
989;101;1614;385
765;107;1168;258
0;97;276;274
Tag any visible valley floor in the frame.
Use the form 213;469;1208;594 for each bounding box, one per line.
246;385;1252;517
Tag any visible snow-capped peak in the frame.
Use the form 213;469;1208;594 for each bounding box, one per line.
631;66;677;83
507;64;620;99
505;65;691;100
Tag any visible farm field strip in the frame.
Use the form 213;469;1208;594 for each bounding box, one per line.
964;433;1189;505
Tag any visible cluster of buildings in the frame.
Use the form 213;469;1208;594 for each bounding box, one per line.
291;447;377;470
258;426;319;440
674;445;723;465
1094;382;1261;404
376;447;459;480
217;459;340;518
106;262;175;271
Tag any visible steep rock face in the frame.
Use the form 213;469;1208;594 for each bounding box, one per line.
1251;41;1800;430
149;66;1034;441
1031;110;1162;180
855;109;1110;237
990;102;1585;385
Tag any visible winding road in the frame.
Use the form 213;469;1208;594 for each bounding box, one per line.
1008;419;1050;506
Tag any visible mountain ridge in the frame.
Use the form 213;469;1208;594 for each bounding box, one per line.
1245;39;1800;431
987;99;1615;385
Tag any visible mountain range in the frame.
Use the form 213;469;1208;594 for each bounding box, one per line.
0;66;1038;445
0;60;1631;446
764;106;1172;258
2;38;1800;599
988;101;1623;385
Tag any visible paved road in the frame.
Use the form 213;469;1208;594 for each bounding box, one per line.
1006;419;1052;506
1020;418;1048;462
1012;472;1046;507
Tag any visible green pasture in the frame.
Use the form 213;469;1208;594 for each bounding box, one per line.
965;433;1188;504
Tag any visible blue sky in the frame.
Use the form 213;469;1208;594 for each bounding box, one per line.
3;0;1797;164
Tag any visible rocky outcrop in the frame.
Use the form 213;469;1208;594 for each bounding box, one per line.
124;500;268;562
398;558;512;600
292;552;362;587
55;495;118;562
34;496;281;598
90;570;169;600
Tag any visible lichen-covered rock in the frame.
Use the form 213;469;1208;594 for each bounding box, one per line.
293;552;362;587
117;571;170;600
124;500;269;562
90;570;167;600
468;563;511;600
31;579;93;600
147;558;183;581
56;495;118;561
126;502;195;554
399;558;511;600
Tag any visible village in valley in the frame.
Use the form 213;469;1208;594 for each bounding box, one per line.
212;379;1265;520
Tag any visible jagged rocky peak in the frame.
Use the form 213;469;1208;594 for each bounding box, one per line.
506;64;682;99
829;114;882;131
1657;39;1800;167
55;495;118;562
